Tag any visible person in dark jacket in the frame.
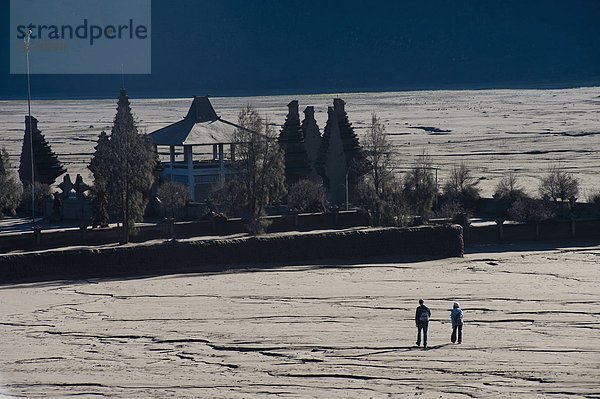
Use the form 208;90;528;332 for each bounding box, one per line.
415;299;431;349
450;302;464;344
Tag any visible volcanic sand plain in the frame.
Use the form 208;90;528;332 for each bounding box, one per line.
1;88;600;397
2;87;600;197
0;242;599;398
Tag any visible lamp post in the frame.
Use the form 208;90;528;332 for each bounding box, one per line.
25;28;35;222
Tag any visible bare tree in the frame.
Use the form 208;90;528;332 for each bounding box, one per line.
494;172;527;219
495;173;524;199
539;165;579;203
359;112;402;225
402;151;437;220
442;162;481;212
363;113;394;199
228;106;286;234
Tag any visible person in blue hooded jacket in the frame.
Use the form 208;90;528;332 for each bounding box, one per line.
450;302;464;344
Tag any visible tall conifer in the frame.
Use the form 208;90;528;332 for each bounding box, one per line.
88;89;156;242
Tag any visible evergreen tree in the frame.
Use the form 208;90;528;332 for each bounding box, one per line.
0;148;23;217
88;131;110;227
88;89;156;242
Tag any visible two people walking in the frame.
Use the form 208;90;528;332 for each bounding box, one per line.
414;299;464;349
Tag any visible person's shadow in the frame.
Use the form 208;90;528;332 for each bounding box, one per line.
421;343;452;350
354;343;453;357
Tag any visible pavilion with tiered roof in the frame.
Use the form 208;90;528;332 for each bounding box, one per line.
149;96;241;201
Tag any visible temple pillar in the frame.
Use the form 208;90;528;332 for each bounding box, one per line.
184;145;195;201
169;145;175;170
218;144;225;181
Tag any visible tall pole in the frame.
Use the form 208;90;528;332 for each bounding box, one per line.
434;167;438;211
345;170;349;211
25;28;35;222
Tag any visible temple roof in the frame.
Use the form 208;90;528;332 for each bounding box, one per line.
19;116;66;185
278;100;311;186
149;96;241;146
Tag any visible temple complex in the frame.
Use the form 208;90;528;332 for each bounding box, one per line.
18;116;66;186
278;100;311;187
150;96;367;206
149;96;241;201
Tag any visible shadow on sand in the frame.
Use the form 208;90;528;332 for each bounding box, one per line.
0;253;450;289
465;239;600;254
353;343;453;357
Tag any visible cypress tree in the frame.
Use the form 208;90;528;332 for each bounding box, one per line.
88;131;110;227
88;89;156;242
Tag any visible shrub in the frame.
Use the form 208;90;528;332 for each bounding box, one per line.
402;152;437;220
209;178;247;218
21;182;51;214
508;197;554;223
436;200;466;219
0;148;22;217
158;180;191;218
357;175;407;226
493;173;528;219
586;190;600;206
288;179;326;213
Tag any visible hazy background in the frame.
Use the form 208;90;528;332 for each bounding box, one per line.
1;0;600;99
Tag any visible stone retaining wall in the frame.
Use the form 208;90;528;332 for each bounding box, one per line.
469;219;600;242
0;210;370;253
0;224;463;283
